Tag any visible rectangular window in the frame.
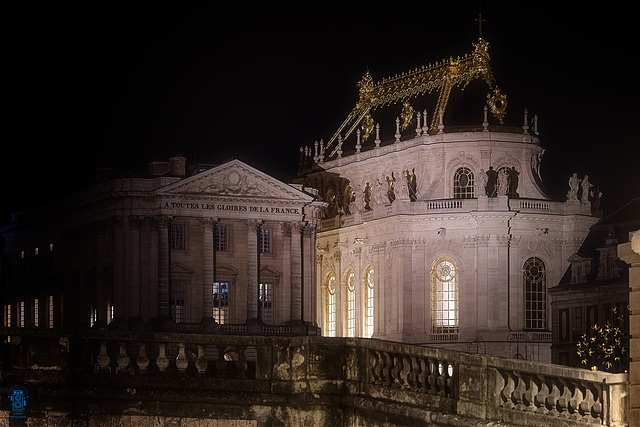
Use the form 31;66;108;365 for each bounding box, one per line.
347;289;356;337
215;226;229;252
259;229;271;253
572;306;583;340
90;306;97;327
108;303;114;324
326;292;336;337
364;285;374;338
4;305;11;327
259;283;274;325
171;280;186;323
170;224;185;250
33;298;39;327
48;295;54;328
19;302;25;327
431;258;459;334
213;282;229;324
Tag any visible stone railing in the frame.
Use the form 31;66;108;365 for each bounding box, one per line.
0;328;628;426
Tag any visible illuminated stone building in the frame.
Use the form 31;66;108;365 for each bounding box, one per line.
0;158;325;334
296;37;601;362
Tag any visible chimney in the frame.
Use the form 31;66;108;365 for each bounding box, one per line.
149;161;170;176
169;155;186;177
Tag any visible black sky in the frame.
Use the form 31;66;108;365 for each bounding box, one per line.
4;2;639;221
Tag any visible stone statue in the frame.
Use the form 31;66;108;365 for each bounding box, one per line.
497;168;509;196
580;175;593;204
508;166;519;197
406;168;418;202
567;173;579;201
386;174;396;204
363;182;372;211
485;166;498;197
477;169;488;197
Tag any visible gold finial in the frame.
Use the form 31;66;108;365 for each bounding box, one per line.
475;7;486;38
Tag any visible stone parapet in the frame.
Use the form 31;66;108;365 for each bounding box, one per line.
0;328;628;426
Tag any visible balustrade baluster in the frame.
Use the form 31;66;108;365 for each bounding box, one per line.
236;345;248;379
427;360;437;395
533;375;550;414
215;345;227;378
175;343;189;373
116;343;130;374
96;342;111;373
195;345;208;375
156;343;170;372
500;371;516;409
407;356;419;391
417;358;427;393
381;352;392;387
391;355;401;388
136;343;149;373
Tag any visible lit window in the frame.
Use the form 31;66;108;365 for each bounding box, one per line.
524;257;546;330
19;302;25;328
431;257;459;333
171;280;186;323
33;299;39;327
170;224;185;250
213;282;229;324
90;306;97;327
108;304;114;324
364;266;374;338
346;270;356;337
325;274;336;337
453;167;474;199
215;226;229;251
34;247;39;256
49;243;54;252
48;296;54;328
259;283;274;325
259;229;272;253
4;305;11;327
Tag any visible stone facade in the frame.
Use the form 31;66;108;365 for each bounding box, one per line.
0;159;325;333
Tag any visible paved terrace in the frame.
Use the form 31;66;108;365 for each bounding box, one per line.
0;328;628;426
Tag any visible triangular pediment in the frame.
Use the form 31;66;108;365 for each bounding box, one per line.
156;159;314;202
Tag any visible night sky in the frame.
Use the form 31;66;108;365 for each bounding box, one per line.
4;2;639;222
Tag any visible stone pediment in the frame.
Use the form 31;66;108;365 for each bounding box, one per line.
156;159;313;202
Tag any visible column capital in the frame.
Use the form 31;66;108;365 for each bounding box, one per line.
243;219;264;232
128;215;145;229
198;217;220;230
155;215;174;229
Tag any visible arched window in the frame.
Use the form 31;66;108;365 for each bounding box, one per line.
346;270;356;337
524;257;547;330
453;167;474;199
363;266;374;338
325;274;337;337
431;257;459;333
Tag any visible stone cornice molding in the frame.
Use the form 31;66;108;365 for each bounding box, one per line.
155;215;174;229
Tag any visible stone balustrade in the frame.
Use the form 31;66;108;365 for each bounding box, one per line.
0;328;628;426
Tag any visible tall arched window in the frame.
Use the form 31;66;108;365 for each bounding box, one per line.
431;257;459;333
325;274;337;337
346;270;356;337
453;167;474;199
364;266;374;338
524;257;547;330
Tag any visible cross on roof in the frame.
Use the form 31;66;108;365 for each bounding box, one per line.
475;10;486;38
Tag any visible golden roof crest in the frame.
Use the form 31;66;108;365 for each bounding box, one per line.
324;37;507;158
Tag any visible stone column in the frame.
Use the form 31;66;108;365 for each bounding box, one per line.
128;215;144;328
112;216;126;328
290;222;304;322
619;230;640;426
156;215;173;320
199;218;218;326
244;220;263;322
